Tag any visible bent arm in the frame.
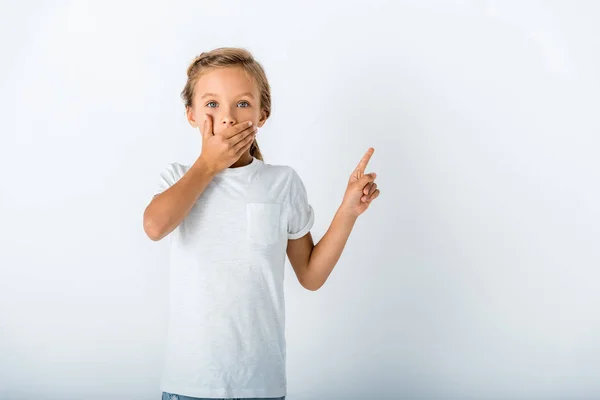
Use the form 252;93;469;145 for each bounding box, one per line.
143;158;217;241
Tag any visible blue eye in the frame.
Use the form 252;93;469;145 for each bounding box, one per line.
205;101;249;108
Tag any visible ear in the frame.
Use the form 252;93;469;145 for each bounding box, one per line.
257;109;268;127
186;106;198;128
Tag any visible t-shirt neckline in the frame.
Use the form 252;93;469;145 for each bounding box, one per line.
216;156;262;177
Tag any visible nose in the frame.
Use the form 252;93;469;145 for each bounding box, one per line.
221;115;237;127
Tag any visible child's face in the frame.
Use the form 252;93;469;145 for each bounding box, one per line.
187;66;267;135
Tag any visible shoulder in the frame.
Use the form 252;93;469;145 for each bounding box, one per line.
162;162;190;175
160;162;191;177
157;162;192;187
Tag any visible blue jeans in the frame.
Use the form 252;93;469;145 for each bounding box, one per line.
162;393;285;400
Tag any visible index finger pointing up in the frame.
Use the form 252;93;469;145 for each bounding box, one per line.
355;147;375;178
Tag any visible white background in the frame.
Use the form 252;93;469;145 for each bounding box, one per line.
1;1;599;399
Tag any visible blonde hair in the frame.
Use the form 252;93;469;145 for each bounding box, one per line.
181;47;271;161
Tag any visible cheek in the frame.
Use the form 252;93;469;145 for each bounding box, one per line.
202;111;218;127
191;108;207;124
246;108;262;122
233;108;258;125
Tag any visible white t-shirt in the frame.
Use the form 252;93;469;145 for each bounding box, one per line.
154;156;314;399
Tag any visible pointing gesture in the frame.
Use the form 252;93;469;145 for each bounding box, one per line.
340;147;380;217
353;147;374;180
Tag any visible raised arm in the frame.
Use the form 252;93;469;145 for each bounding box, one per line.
287;147;380;290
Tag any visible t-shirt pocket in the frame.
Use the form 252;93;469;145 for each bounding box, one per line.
246;203;282;246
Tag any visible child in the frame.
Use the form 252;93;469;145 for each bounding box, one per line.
144;47;380;400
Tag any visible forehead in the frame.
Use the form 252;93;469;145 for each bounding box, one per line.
194;66;258;97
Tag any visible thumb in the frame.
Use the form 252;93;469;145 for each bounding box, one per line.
202;114;213;138
358;172;377;186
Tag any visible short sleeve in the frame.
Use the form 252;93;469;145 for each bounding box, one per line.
287;168;315;240
154;162;187;197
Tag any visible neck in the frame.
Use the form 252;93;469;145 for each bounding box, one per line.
229;152;254;169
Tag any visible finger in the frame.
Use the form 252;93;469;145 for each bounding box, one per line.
363;182;374;195
233;129;257;154
238;134;256;156
367;189;380;202
361;184;377;201
358;172;377;187
367;182;377;196
223;120;254;139
363;189;380;202
354;147;375;178
232;126;257;148
203;114;214;137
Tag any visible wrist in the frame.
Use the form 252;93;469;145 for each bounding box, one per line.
337;203;359;221
192;156;219;178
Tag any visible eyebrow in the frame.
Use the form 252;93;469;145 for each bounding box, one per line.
200;92;255;99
